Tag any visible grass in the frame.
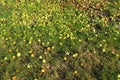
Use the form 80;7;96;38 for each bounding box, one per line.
0;0;120;80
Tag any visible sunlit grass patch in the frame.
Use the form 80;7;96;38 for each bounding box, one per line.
0;0;120;80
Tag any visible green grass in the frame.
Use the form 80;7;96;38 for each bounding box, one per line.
0;0;120;80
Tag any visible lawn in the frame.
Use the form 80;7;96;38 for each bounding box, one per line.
0;0;120;80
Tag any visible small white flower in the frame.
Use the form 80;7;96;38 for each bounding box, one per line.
27;63;32;68
17;52;21;57
4;57;8;60
66;52;70;55
38;39;41;42
93;29;96;33
99;44;102;47
39;56;43;59
93;50;96;54
103;49;105;52
42;59;46;63
118;74;120;79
